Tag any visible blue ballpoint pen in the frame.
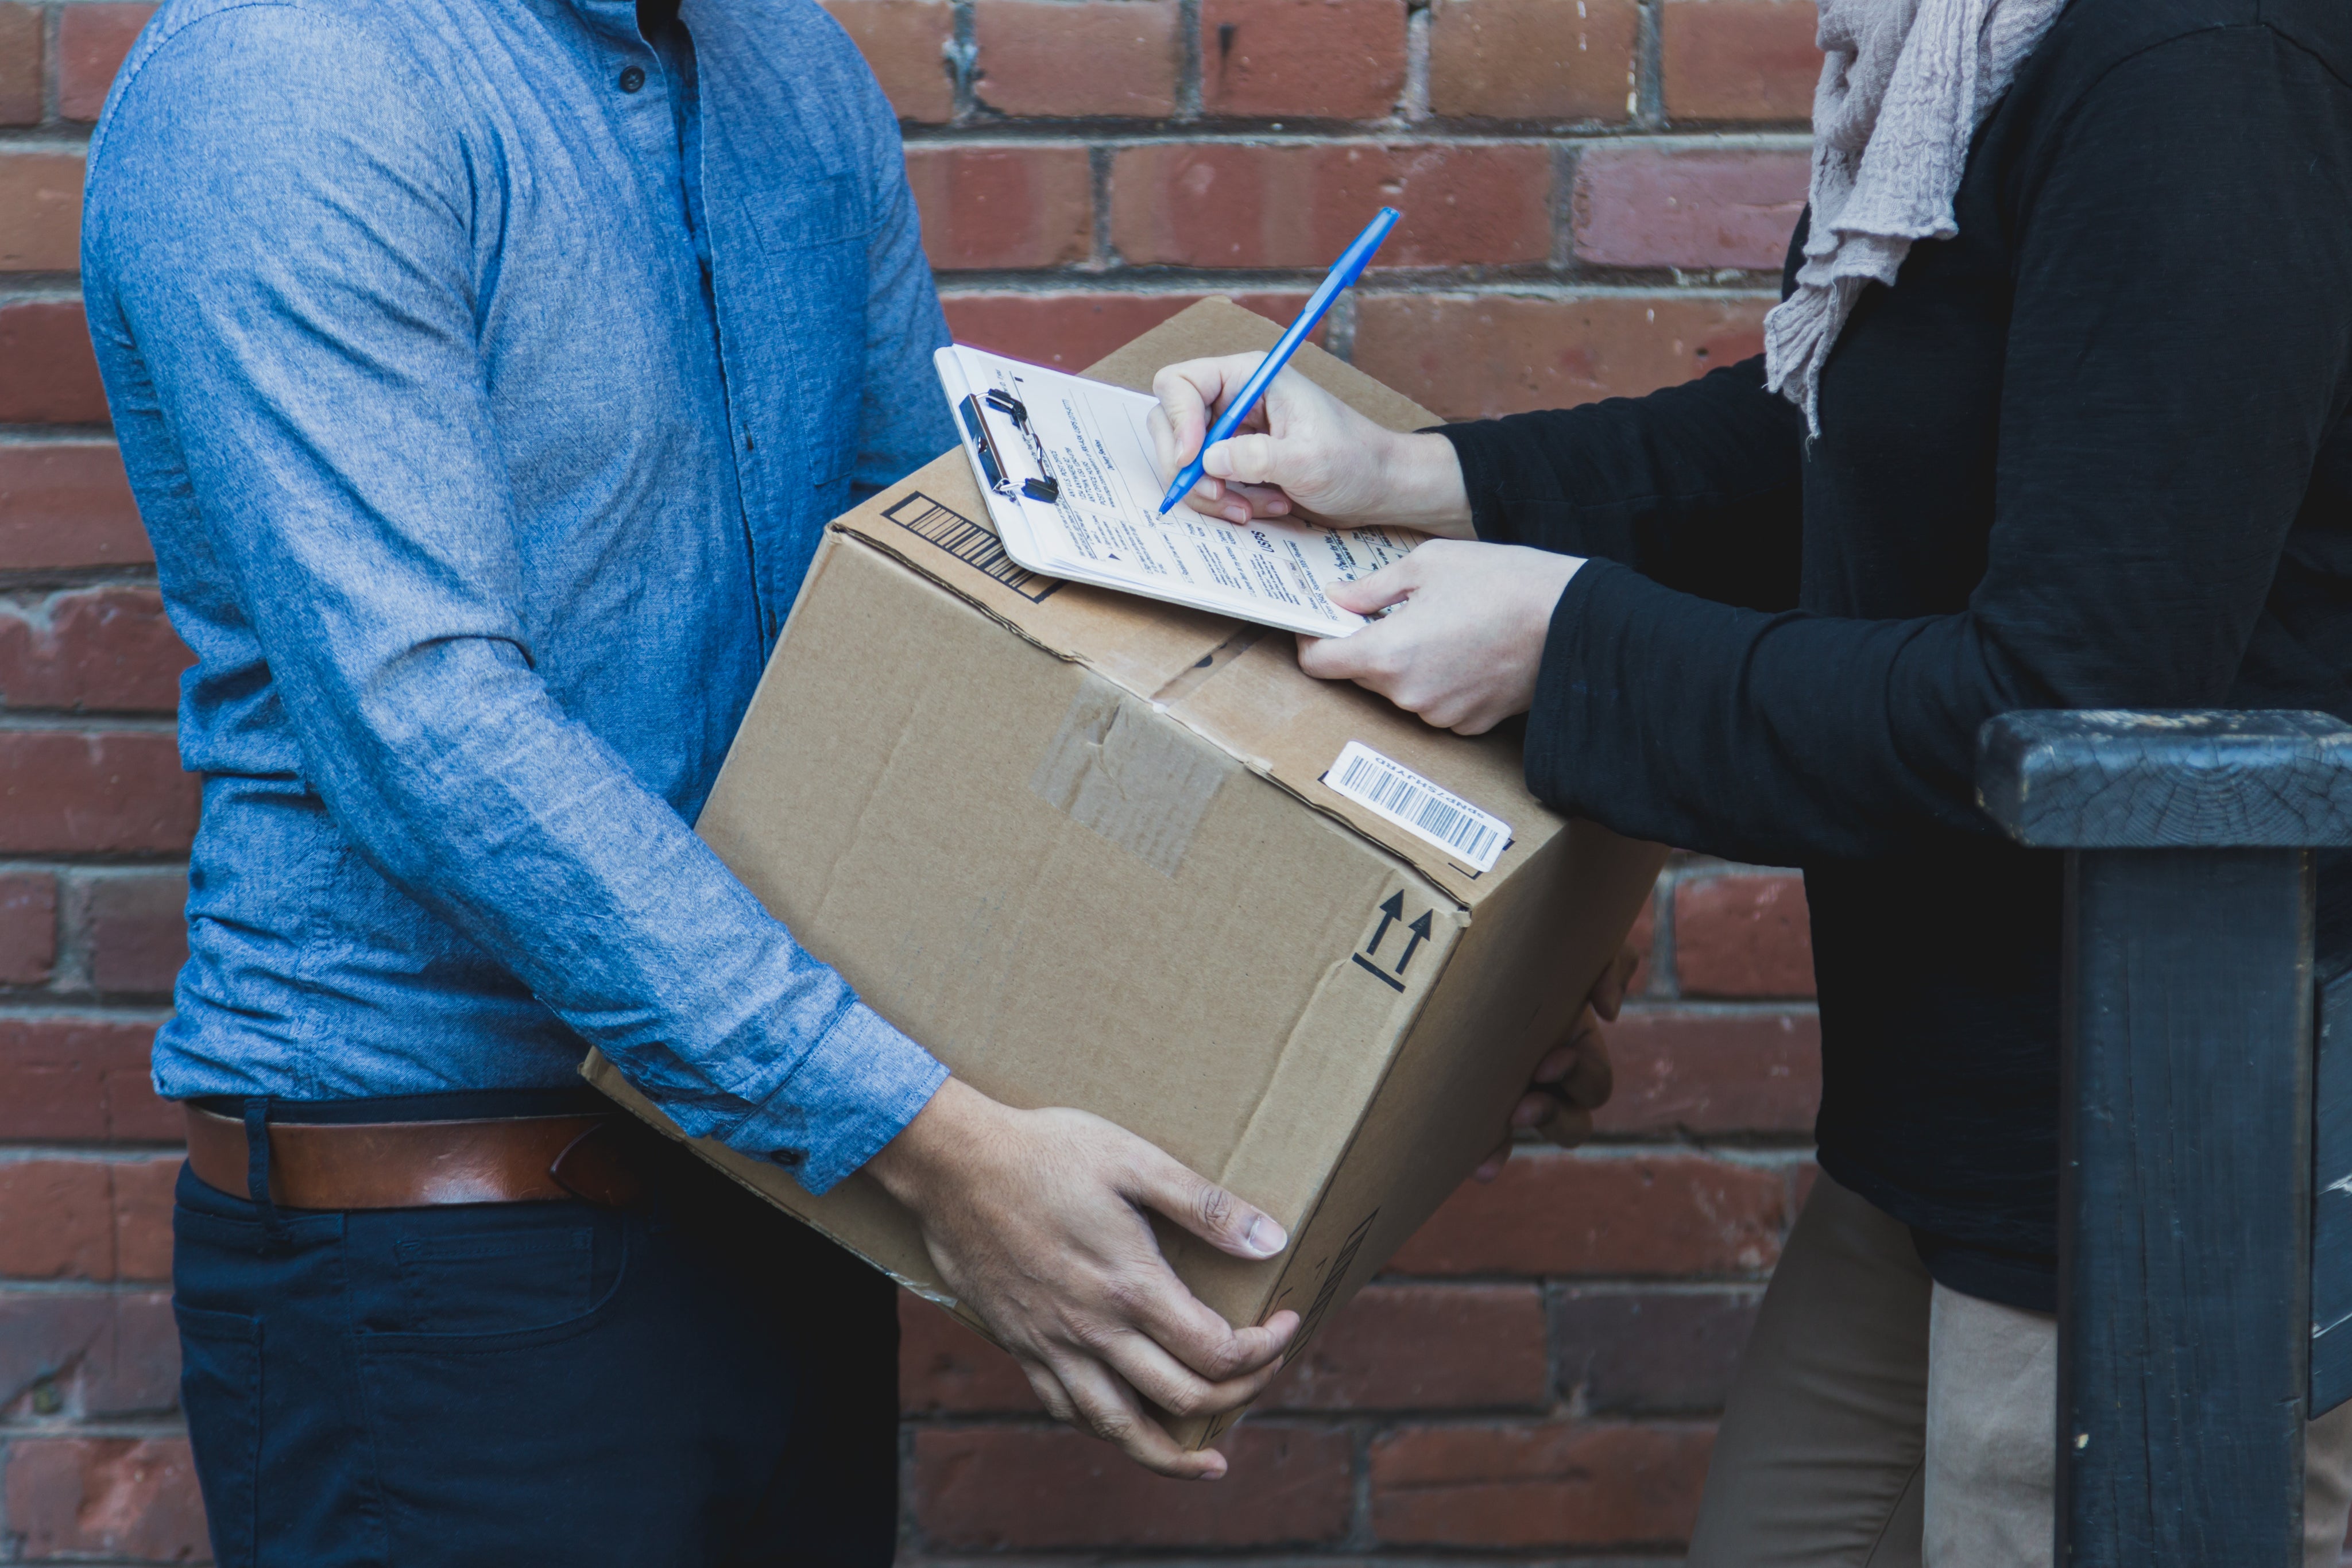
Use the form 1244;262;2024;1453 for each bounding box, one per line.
1156;206;1401;515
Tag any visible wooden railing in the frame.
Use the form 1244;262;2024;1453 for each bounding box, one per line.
1979;710;2352;1565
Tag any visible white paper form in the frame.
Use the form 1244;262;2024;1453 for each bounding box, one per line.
935;345;1421;638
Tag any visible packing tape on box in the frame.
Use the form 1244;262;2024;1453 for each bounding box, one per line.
1028;672;1236;878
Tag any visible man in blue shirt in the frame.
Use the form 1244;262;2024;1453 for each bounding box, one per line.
80;0;1297;1557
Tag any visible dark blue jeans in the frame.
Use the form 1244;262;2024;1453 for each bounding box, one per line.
172;1117;899;1567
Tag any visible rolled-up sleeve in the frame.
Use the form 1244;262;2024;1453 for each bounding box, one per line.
83;7;942;1192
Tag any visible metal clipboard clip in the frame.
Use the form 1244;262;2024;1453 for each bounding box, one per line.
957;387;1061;505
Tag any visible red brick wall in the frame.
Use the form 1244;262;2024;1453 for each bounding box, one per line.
0;0;1832;1559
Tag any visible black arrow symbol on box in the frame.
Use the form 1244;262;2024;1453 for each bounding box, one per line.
1366;891;1405;955
1395;911;1433;974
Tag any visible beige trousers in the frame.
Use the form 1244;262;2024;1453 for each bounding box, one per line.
1686;1174;2352;1567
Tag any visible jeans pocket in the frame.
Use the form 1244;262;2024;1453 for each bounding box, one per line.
354;1215;643;1563
175;1303;261;1568
382;1222;597;1336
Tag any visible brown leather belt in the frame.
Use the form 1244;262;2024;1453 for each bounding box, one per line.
184;1104;644;1210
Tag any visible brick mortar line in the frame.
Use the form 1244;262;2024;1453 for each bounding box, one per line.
0;421;115;440
0;706;181;723
0;428;124;445
896;117;1718;142
0;129;90;150
936;276;1779;296
38;0;61;126
0;1419;190;1439
0;711;175;731
0;861;184;878
0;1002;172;1020
0;1146;182;1164
1612;998;1819;1018
0;281;86;304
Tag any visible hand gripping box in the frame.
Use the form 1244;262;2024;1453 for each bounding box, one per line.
582;300;1664;1447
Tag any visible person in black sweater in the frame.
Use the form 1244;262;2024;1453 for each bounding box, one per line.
1151;0;2352;1559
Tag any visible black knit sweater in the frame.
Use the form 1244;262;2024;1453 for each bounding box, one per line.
1440;0;2352;1309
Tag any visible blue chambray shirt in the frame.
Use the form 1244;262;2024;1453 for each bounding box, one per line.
78;0;957;1192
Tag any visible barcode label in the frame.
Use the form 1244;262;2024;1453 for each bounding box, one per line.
882;491;1061;603
1322;741;1512;874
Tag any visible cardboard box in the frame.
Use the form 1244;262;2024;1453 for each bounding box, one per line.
582;300;1664;1446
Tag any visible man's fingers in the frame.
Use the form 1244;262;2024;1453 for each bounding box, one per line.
1472;1135;1515;1183
1555;1029;1613;1109
1593;945;1639;1020
1018;1356;1080;1424
1053;1356;1225;1480
1129;1148;1289;1261
1094;1323;1295;1422
1537;1102;1596;1148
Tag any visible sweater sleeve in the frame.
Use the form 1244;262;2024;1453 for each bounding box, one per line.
1522;25;2352;866
1436;354;1809;611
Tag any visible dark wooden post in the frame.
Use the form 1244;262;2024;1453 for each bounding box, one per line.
1979;711;2352;1566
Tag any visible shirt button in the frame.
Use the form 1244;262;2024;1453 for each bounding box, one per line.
618;65;646;92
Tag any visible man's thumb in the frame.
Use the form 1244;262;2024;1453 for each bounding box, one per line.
1135;1152;1289;1261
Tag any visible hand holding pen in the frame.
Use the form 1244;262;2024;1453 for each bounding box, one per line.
1150;208;1400;518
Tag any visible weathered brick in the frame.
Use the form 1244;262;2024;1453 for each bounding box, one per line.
973;0;1178;119
58;5;155;122
0;443;152;572
76;869;188;996
941;290;1313;372
1661;0;1823;123
0;1291;107;1411
0;1016;173;1142
110;1155;176;1281
0;1159;115;1279
1262;1282;1548;1411
1110;142;1551;269
1552;1285;1761;1413
907;145;1093;270
0;1156;178;1281
1428;0;1639;123
1573;144;1809;270
0;1289;178;1416
914;1424;1353;1548
821;0;955;123
1388;1151;1786;1276
1674;871;1816;997
1592;1009;1820;1136
0;586;191;714
1199;0;1406;121
87;1289;179;1415
1370;1420;1713;1547
0;299;110;424
1351;292;1771;420
0;869;57;985
899;1294;1037;1414
2;1436;210;1562
0;3;40;126
0;730;199;854
0;152;86;273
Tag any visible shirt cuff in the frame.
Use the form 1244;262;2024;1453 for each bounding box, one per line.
1430;421;1517;544
1522;555;1626;811
717;1000;949;1195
